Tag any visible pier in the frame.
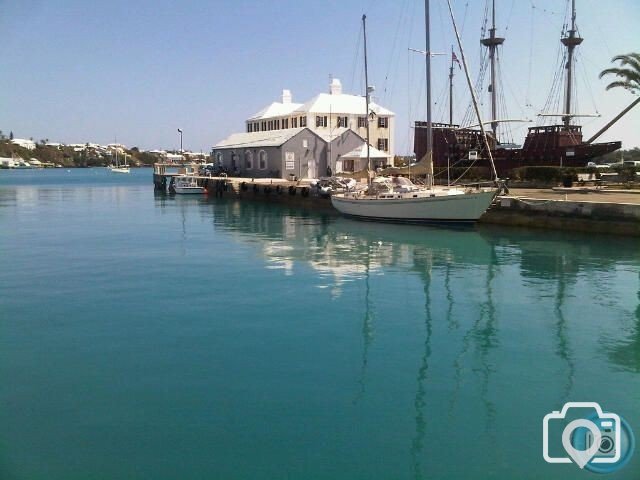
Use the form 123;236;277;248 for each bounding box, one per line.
153;163;640;236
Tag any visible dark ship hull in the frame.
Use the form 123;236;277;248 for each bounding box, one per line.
414;122;621;177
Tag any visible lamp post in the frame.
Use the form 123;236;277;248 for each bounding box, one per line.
177;128;183;153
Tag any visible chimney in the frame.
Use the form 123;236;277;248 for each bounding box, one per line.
330;78;342;95
282;89;292;104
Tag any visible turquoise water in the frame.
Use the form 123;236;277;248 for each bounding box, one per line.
1;168;639;479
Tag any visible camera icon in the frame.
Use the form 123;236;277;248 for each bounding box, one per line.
543;402;621;467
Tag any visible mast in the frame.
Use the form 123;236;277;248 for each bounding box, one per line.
446;0;498;181
449;46;454;126
362;14;372;188
480;0;504;138
425;0;433;188
561;0;583;128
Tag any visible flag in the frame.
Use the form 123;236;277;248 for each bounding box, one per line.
452;52;461;69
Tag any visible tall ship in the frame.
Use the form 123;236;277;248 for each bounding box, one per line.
413;0;623;177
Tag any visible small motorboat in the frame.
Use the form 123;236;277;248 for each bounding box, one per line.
172;176;205;194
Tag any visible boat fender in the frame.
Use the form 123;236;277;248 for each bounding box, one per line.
301;187;309;197
288;186;296;195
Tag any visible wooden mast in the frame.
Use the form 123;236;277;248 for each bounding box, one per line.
480;0;504;138
561;0;583;128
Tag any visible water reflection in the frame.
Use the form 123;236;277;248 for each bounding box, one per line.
154;198;640;476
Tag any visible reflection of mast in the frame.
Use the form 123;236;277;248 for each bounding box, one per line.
480;0;505;137
448;251;498;433
561;0;583;127
554;264;575;402
410;260;433;480
353;246;375;404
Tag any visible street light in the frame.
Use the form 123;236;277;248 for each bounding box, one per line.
177;128;183;153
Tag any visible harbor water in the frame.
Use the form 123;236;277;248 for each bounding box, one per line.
1;169;639;479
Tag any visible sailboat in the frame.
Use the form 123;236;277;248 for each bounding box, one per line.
108;147;130;173
331;2;500;224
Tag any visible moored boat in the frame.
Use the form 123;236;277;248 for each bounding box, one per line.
331;2;500;224
172;176;205;194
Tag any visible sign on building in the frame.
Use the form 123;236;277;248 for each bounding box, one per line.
285;152;295;170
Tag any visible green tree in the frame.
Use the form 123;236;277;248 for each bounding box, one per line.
599;53;640;94
9;131;14;140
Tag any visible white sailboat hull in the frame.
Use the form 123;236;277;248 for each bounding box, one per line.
330;189;497;223
109;166;130;173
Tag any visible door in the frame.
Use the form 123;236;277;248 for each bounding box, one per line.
308;156;317;179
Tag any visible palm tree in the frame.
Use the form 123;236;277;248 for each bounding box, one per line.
587;53;640;143
599;53;640;93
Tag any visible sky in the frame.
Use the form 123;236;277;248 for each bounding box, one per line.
1;0;639;154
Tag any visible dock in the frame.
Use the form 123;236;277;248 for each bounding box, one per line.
152;165;640;236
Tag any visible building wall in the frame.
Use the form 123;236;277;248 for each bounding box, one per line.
246;113;394;158
212;146;283;178
328;130;366;173
280;129;327;179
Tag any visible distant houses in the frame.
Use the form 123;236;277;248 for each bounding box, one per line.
11;138;36;150
211;79;395;179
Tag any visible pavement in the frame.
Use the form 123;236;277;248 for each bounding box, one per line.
508;188;640;205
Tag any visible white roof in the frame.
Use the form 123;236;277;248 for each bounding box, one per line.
341;143;391;159
247;101;304;121
215;128;309;149
296;92;394;116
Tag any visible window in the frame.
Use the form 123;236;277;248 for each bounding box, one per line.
261;121;266;131
377;138;389;152
378;117;389;128
283;118;289;129
244;150;253;169
300;116;307;127
358;117;367;128
292;117;298;128
337;116;348;128
343;159;355;172
276;119;280;130
255;123;259;132
315;116;327;127
216;152;223;165
247;124;252;133
258;150;267;170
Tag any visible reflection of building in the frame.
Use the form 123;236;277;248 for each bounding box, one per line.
211;79;395;179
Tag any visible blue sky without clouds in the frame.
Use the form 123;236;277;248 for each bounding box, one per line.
1;0;638;153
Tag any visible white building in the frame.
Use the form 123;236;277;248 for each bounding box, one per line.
212;78;396;179
244;79;395;161
11;138;36;150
